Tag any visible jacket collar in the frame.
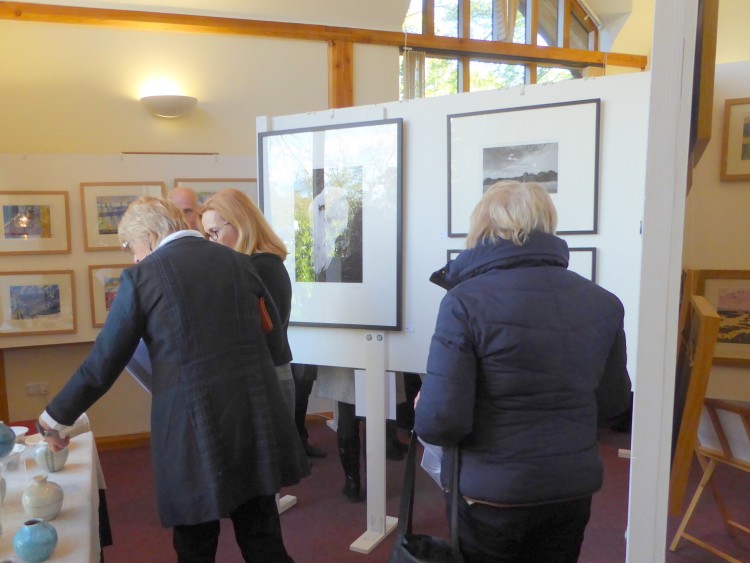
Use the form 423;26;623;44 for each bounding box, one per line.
431;233;569;290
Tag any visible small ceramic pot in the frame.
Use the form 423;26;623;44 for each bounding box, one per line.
13;518;58;563
0;421;15;458
34;443;69;473
22;475;63;521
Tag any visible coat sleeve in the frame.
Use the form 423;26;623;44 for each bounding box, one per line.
414;292;477;447
46;270;145;425
595;323;632;423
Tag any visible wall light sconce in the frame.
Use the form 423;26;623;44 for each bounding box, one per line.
140;95;198;118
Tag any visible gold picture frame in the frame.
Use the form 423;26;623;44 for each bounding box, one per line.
88;264;130;327
720;98;750;181
0;191;71;255
696;269;750;366
0;270;76;336
81;182;166;251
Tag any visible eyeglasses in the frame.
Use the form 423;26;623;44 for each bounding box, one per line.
206;222;231;241
122;241;131;252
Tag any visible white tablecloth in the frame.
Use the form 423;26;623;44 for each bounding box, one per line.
0;432;101;563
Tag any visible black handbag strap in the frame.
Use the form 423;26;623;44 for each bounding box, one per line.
395;431;461;559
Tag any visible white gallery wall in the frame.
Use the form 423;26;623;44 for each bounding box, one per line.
265;71;651;380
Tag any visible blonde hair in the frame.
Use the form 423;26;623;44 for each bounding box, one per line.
466;181;557;248
201;189;287;259
118;196;189;248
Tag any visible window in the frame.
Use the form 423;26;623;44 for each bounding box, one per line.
400;0;600;99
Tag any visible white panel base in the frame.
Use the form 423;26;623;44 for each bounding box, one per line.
349;515;398;554
277;494;297;515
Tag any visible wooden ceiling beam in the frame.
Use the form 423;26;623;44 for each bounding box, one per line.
0;2;647;69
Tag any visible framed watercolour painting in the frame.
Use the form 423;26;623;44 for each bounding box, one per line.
259;118;403;330
0;192;70;255
174;178;258;205
697;269;750;366
0;270;76;336
81;182;165;251
88;264;130;327
720;98;750;181
448;99;600;236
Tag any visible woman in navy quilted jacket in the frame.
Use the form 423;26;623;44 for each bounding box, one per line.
414;181;631;563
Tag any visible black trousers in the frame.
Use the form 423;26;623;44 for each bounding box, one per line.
450;494;592;563
172;495;292;563
290;363;317;441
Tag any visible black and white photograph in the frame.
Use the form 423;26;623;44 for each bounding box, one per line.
483;143;558;193
449;99;600;236
260;118;403;329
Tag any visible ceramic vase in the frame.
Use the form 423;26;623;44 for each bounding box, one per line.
0;421;15;458
34;443;69;473
13;518;58;563
22;475;63;521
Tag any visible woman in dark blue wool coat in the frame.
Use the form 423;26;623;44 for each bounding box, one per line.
415;181;632;563
37;196;308;563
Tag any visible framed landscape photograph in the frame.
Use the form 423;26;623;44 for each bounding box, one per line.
259;118;403;330
720;98;750;181
174;178;258;205
81;182;165;251
0;191;70;255
448;99;600;236
697;269;750;366
88;264;130;327
0;270;76;336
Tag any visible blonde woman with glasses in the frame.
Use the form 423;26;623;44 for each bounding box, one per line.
201;189;297;417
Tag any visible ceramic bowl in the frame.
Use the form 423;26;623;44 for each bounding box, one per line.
25;434;43;447
12;426;28;443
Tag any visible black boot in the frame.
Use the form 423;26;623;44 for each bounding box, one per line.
338;436;365;502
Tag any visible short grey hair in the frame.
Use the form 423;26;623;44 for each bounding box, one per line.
466;181;558;248
118;196;188;248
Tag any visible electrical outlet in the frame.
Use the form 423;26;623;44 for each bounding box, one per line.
25;383;49;396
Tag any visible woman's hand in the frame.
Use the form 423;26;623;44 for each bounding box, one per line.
37;419;70;452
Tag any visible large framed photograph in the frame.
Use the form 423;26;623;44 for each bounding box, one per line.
81;182;165;251
88;264;130;327
697;269;750;366
448;99;600;236
720;98;750;181
259;118;403;330
0;192;70;255
0;270;76;336
174;178;258;205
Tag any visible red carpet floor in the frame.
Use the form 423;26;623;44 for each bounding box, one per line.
98;420;750;562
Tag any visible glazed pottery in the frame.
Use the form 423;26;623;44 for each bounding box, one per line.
0;473;5;503
13;518;58;563
34;443;69;473
0;422;15;458
22;475;63;521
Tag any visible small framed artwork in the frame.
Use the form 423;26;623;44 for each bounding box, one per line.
260;118;403;330
720;98;750;181
174;178;258;205
0;270;76;336
446;249;462;263
88;264;130;327
448;99;600;236
569;247;597;283
81;182;166;251
0;191;70;255
697;269;750;366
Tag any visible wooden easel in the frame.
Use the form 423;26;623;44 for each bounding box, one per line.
669;398;750;562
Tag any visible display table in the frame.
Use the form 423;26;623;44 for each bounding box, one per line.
0;432;102;563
